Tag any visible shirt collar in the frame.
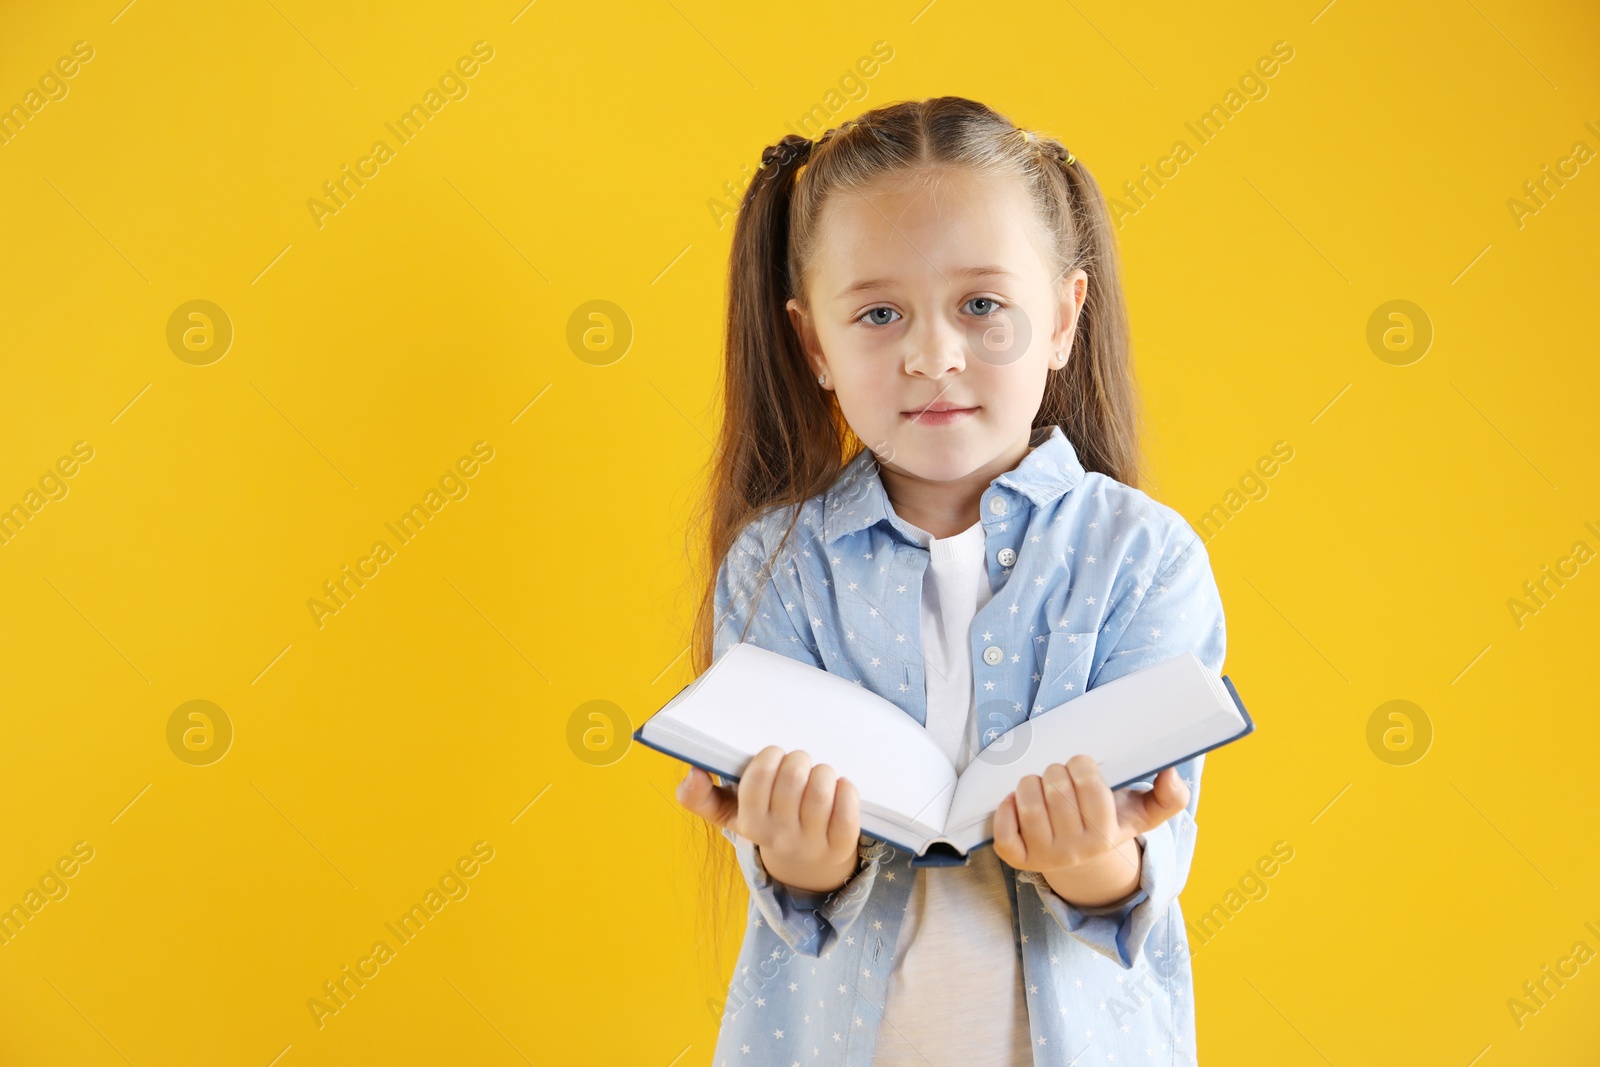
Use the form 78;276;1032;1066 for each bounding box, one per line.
821;424;1087;547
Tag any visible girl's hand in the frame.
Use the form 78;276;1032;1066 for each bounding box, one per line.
992;755;1189;874
677;745;861;895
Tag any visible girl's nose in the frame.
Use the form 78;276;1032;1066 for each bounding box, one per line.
903;318;968;379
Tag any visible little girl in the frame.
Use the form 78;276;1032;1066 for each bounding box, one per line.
676;96;1227;1067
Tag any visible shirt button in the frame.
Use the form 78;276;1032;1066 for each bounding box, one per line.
989;496;1008;515
983;645;1004;666
997;547;1017;567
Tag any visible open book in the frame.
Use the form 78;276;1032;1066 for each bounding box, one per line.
635;642;1254;867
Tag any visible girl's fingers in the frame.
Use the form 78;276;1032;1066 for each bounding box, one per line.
1065;756;1115;845
1012;773;1055;852
677;767;739;829
1040;762;1083;841
768;749;813;824
825;775;860;854
799;763;839;838
1156;766;1192;813
738;745;785;819
1118;767;1191;835
992;793;1024;866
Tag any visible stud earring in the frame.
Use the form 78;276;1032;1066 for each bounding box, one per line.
818;372;827;386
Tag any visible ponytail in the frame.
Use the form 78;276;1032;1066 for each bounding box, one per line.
1033;151;1143;490
706;133;852;656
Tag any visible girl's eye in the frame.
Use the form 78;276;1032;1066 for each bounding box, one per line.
859;306;899;327
857;299;1007;326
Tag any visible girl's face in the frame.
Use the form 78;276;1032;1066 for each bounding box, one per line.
787;165;1088;502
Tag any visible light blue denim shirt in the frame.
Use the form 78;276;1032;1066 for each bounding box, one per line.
709;423;1228;1067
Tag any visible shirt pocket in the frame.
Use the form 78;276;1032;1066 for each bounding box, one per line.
1033;629;1098;715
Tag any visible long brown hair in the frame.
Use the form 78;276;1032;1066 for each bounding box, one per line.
681;95;1147;988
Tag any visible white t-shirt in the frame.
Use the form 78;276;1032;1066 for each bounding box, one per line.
871;519;1033;1066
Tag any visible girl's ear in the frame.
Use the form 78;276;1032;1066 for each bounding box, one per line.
1052;269;1089;366
786;297;824;376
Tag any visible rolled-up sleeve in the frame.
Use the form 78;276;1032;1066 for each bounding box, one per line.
708;513;883;958
1021;521;1227;969
721;827;886;958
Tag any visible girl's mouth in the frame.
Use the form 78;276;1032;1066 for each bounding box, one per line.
902;405;979;426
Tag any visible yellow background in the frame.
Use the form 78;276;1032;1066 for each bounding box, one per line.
1;0;1597;1063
